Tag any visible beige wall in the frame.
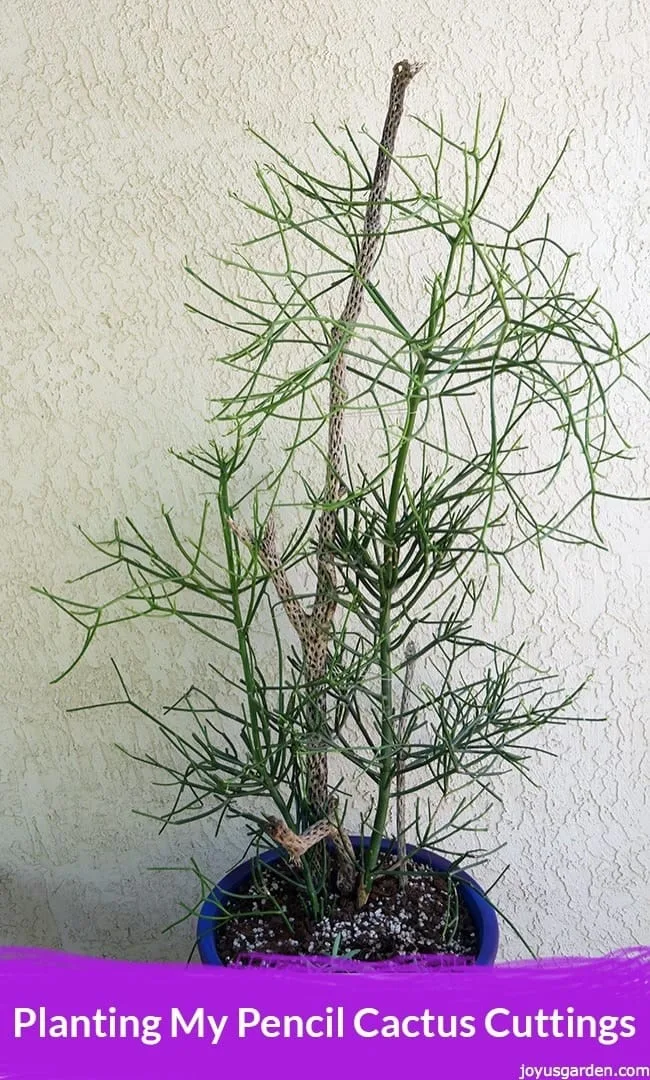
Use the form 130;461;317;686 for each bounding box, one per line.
2;0;648;961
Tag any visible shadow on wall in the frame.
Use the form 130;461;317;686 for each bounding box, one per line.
0;866;198;963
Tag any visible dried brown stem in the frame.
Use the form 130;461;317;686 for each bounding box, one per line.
228;516;310;641
304;60;422;818
228;61;421;893
312;59;423;633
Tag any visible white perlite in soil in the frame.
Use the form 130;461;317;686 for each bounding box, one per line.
220;861;477;962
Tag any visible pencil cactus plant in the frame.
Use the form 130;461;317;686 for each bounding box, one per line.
41;60;643;950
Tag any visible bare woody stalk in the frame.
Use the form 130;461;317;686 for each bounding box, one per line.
230;60;421;895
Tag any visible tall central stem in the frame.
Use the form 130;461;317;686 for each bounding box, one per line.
305;60;421;820
362;350;429;894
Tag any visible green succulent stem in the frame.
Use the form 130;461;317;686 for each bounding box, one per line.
364;348;429;894
216;458;294;829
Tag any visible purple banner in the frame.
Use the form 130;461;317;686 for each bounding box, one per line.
0;947;648;1078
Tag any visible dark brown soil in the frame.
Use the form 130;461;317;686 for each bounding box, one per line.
216;859;478;964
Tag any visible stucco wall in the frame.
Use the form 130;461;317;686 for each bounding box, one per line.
1;0;648;962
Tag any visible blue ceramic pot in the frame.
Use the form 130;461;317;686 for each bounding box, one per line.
197;836;499;966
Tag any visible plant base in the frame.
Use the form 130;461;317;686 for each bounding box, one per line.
197;838;499;966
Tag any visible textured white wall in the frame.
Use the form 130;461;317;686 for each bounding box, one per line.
1;0;648;962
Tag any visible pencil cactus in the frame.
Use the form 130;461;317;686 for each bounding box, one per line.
40;60;643;936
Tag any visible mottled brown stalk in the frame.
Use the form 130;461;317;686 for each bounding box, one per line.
265;804;356;893
231;61;422;895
